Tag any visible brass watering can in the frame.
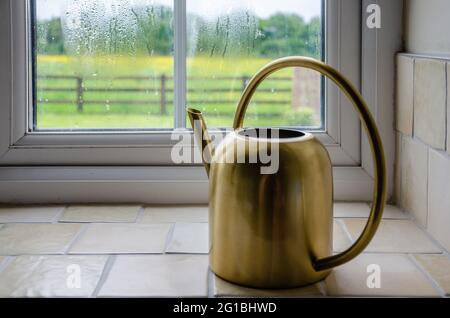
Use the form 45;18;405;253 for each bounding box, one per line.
187;56;386;288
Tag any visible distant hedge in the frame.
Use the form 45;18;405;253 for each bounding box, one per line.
36;5;321;59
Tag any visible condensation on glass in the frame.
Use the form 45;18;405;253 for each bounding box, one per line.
34;0;174;130
186;0;323;129
33;0;323;131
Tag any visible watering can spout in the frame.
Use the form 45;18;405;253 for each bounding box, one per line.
187;108;213;177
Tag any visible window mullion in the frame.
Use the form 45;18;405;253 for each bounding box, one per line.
173;0;187;129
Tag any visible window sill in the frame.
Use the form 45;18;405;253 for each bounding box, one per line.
0;165;374;204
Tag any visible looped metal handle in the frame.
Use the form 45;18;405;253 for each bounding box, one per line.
233;56;386;271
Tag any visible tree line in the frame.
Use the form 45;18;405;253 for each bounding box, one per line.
36;5;321;59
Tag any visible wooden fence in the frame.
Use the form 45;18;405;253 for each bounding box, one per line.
37;74;296;114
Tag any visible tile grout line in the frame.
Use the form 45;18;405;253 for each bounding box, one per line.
400;134;408;214
338;216;443;254
0;256;16;274
336;218;354;244
407;254;445;298
403;131;446;152
163;223;176;254
408;215;449;255
425;146;430;229
337;203;410;220
395;194;450;254
317;280;328;297
207;269;214;298
398;132;403;208
443;249;450;259
399;53;450;62
91;255;117;298
412;59;415;138
63;223;90;255
322;250;443;298
135;206;145;223
360;251;443;255
445;62;448;152
52;205;68;224
346;204;447;254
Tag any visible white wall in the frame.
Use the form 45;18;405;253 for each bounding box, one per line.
405;0;450;57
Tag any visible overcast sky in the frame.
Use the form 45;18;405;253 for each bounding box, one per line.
37;0;321;21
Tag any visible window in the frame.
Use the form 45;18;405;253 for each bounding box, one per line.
2;0;362;167
34;0;323;131
1;0;402;203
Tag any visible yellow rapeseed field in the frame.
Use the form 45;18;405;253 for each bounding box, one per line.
36;55;288;77
35;55;313;129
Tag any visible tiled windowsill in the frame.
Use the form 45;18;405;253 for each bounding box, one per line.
0;203;448;298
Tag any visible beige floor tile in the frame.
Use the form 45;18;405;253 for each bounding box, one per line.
164;221;349;254
69;223;171;254
428;149;450;251
414;254;450;296
324;254;439;297
334;203;370;218
166;223;209;254
0;224;83;255
396;55;414;136
401;136;429;226
60;205;140;223
414;59;446;150
0;255;108;298
0;206;63;223
343;219;441;253
213;274;323;297
334;203;409;219
98;255;208;297
374;204;410;219
141;206;208;223
333;220;351;253
394;132;402;204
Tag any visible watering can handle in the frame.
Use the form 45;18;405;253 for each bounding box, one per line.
233;57;387;271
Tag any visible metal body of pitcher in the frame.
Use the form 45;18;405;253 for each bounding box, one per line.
187;56;386;289
210;130;333;288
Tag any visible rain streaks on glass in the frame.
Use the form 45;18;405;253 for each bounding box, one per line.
34;0;323;130
35;0;174;130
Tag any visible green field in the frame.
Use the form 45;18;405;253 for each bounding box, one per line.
36;55;320;130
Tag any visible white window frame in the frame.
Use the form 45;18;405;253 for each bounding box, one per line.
0;0;402;203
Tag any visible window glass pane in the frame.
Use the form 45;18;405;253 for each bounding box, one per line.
34;0;323;131
186;0;323;129
34;0;174;130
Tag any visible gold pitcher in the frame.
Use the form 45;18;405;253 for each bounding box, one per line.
187;56;386;289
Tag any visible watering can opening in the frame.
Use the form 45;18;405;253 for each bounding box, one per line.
236;127;309;142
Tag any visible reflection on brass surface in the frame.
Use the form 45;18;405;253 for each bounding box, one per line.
187;57;386;288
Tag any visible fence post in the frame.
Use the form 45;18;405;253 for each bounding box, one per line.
242;76;249;91
292;68;301;110
160;74;167;115
76;76;84;112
